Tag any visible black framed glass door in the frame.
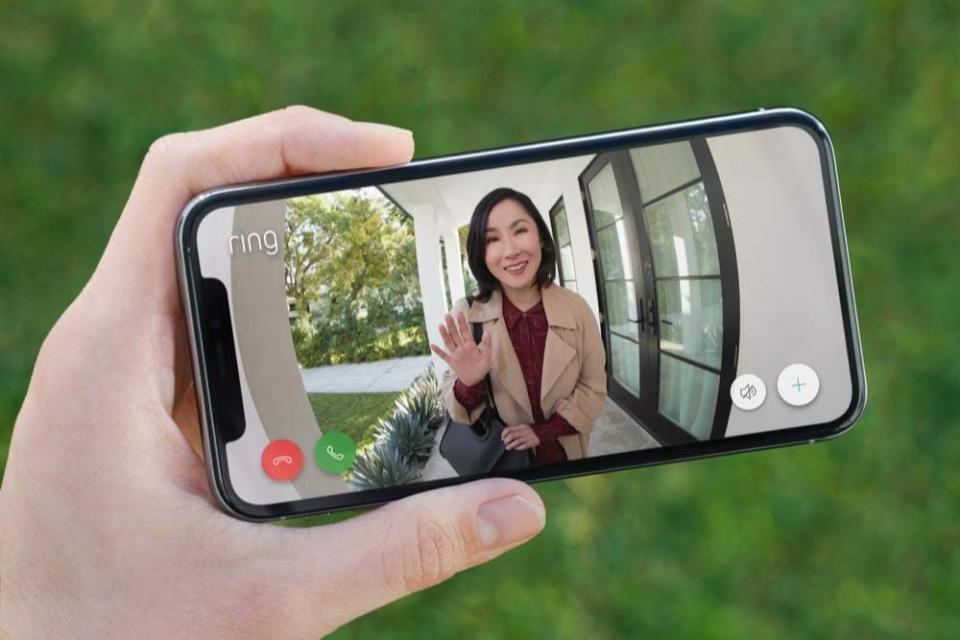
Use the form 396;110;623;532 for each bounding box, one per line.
581;158;655;422
581;138;739;446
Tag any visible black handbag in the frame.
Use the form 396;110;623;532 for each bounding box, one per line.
439;303;535;476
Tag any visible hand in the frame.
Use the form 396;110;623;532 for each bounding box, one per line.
0;106;546;639
430;310;493;387
501;424;541;451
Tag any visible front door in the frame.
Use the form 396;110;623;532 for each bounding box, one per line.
581;138;738;446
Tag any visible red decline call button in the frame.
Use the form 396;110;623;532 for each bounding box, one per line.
261;439;304;481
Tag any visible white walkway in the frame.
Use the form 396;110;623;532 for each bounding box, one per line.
301;355;433;394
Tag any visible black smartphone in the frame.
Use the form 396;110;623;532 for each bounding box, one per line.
176;108;866;521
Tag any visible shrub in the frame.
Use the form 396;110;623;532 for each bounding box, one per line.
292;316;429;367
347;369;445;489
348;441;419;490
376;411;435;465
394;368;445;434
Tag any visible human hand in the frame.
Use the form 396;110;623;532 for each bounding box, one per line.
0;106;546;639
429;310;493;387
501;424;540;451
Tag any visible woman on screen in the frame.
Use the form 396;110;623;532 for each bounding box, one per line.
431;187;607;464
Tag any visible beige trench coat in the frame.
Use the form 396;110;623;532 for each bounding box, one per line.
439;283;608;460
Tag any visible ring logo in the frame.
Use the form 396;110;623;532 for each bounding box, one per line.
229;230;280;256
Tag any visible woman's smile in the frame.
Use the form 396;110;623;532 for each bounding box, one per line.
503;260;529;275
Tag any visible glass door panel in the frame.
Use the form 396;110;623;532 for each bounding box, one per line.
558;245;577;291
630;142;723;440
553;206;570;245
587;161;644;401
644;184;720;277
629;142;700;202
605;280;639;340
589;164;625;227
655;279;722;369
610;334;641;396
551;200;578;291
596;221;636;280
658;355;719;440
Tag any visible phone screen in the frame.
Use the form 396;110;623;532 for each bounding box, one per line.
189;120;862;511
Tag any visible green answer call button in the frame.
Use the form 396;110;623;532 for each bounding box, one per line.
314;431;357;474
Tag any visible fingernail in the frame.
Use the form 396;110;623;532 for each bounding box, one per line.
355;121;414;138
476;495;545;548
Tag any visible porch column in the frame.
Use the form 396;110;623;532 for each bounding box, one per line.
411;206;448;373
441;225;466;305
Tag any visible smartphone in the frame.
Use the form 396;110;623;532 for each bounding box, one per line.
175;108;866;521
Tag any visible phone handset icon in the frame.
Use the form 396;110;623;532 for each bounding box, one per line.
261;439;303;481
314;432;356;474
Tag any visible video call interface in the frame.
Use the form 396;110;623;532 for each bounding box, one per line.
194;125;855;506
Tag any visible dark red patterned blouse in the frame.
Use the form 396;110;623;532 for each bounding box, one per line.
453;294;578;464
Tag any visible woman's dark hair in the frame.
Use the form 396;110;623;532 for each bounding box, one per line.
466;187;557;302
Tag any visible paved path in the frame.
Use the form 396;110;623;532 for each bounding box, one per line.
301;355;433;394
587;399;660;457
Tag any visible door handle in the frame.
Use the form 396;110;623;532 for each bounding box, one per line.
647;299;657;334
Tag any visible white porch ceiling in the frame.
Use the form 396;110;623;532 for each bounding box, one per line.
382;153;596;228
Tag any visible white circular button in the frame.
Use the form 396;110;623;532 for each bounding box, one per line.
777;364;820;407
730;374;766;411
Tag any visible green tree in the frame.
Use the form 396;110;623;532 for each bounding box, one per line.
284;190;428;366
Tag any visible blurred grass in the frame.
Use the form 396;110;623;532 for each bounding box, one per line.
1;1;958;638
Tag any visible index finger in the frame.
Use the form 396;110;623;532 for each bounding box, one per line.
457;311;473;345
97;106;415;313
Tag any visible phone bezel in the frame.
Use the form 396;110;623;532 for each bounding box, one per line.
175;107;867;522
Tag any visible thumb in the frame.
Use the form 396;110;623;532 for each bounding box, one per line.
274;479;545;635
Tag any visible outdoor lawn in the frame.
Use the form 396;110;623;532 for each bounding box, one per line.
2;3;956;638
307;392;400;449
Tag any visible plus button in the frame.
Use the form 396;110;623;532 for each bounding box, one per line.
777;364;820;407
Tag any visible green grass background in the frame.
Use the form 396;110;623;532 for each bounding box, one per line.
2;2;958;638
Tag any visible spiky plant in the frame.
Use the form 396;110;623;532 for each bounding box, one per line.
377;411;435;465
348;441;419;490
395;369;445;433
347;368;445;490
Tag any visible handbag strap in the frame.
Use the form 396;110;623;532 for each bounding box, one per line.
467;297;499;414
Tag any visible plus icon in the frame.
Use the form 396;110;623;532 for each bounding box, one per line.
779;364;819;407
